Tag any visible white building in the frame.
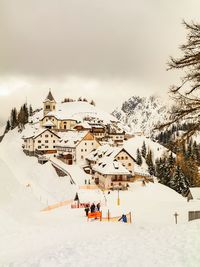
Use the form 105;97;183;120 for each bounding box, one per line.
40;91;77;131
87;144;152;189
56;131;100;165
93;158;131;190
22;128;60;156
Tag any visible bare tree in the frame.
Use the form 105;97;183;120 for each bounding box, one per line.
157;21;200;141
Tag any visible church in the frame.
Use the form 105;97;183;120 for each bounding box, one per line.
40;90;77;131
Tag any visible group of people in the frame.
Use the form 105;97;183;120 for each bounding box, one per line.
84;202;101;216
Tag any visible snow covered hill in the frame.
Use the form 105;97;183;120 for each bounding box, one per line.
1;126;200;266
41;101;117;124
0;127;77;206
124;134;173;163
112;95;171;136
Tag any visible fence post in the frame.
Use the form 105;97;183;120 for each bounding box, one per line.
129;212;132;224
108;209;110;222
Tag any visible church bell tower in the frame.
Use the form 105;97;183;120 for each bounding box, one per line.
43;89;56;116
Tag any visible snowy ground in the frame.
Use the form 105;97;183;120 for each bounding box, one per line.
1;128;200;266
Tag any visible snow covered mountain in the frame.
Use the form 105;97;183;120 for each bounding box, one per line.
112;95;171;136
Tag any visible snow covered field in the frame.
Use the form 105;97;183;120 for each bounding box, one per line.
1;128;200;266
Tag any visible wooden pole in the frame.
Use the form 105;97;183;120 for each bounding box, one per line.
108;209;110;222
129;212;132;224
174;212;179;224
117;189;120;206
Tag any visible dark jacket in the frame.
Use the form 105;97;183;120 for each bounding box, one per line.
118;214;127;223
90;204;95;213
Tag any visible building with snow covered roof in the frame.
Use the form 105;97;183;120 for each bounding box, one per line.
73;121;91;131
87;144;152;187
56;131;100;165
93;158;131;190
40;114;77;131
187;187;200;201
105;123;126;145
22;128;60;156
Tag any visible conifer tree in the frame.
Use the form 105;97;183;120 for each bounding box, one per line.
141;141;147;158
169;165;189;195
146;150;155;176
136;148;142;166
29;105;33;116
10;108;18;129
90;100;95;106
5;120;11;133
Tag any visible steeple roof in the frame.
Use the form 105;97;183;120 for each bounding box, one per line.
45;89;55;102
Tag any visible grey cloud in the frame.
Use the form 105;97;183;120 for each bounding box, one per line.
0;0;200;122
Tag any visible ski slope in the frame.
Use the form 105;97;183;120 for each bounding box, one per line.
1;127;200;266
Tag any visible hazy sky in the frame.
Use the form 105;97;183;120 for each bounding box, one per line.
0;0;200;123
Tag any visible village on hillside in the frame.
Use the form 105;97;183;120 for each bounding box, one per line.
22;90;154;192
15;90;199;218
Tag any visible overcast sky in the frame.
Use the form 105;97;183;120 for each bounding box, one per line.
0;0;200;123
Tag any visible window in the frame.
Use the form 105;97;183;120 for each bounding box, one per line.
45;146;48;148
45;140;48;143
38;146;41;149
85;149;87;152
38;140;41;143
46;105;50;109
117;156;120;160
85;142;87;145
51;135;53;137
125;156;128;160
81;149;83;152
121;157;124;160
92;142;94;145
53;106;55;109
128;163;132;166
81;156;84;159
53;146;56;148
45;135;48;138
53;140;56;143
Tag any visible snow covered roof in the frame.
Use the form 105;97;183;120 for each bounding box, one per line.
22;128;60;140
86;144;122;162
57;131;90;148
87;144;150;177
134;164;151;177
189;188;200;200
93;159;130;175
44;101;117;123
43;120;55;127
74;121;91;129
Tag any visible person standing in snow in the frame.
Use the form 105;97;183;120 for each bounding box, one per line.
90;203;95;213
85;204;90;216
97;203;100;211
118;214;127;223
